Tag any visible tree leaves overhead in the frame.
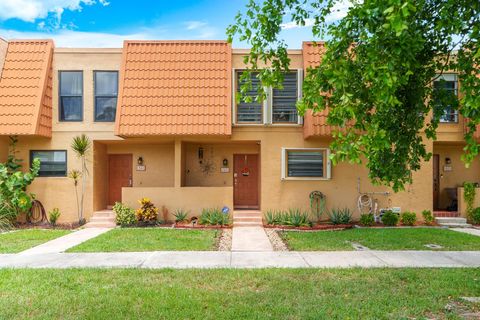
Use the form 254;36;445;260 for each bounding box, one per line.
227;0;480;191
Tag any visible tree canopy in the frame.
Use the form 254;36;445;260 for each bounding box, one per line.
227;0;480;191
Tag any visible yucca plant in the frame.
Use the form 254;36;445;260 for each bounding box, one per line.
199;208;230;226
173;209;189;223
68;169;82;223
285;208;311;227
71;134;91;225
328;208;352;225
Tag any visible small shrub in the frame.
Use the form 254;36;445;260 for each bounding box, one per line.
285;208;311;227
48;208;61;227
161;206;169;223
471;207;480;225
114;202;136;227
422;210;435;226
381;210;399;226
264;210;276;225
359;213;375;226
400;211;417;226
135;198;158;223
173;209;189;223
199;208;230;226
328;208;352;225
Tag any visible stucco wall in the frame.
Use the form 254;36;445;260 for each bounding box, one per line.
122;186;234;219
434;143;480;209
458;187;480;218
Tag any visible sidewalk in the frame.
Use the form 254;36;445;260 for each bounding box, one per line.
1;250;479;269
231;227;273;251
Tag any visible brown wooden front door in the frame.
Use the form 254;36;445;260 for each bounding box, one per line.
234;154;259;209
108;154;132;205
433;154;440;210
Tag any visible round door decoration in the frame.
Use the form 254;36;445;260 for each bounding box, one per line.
241;167;250;176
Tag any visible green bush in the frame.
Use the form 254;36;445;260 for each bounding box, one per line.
359;213;375;226
113;202;136;227
400;211;417;226
381;210;399;226
199;208;230;226
328;208;352;225
264;209;310;227
48;208;61;227
471;207;480;225
173;209;189;223
421;210;435;226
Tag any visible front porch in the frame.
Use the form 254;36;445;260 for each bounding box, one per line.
93;139;260;219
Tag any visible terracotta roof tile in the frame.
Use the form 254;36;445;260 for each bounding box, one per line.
115;41;232;136
302;41;335;139
0;39;53;137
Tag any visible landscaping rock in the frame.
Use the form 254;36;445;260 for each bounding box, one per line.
265;229;288;251
217;229;232;251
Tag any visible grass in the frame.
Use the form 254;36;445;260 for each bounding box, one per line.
0;268;478;319
67;228;220;252
281;228;480;251
0;229;70;253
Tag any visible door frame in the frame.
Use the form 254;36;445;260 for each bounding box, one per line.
233;153;261;210
108;153;133;206
433;154;440;210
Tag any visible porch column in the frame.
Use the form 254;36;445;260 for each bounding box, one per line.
174;139;182;188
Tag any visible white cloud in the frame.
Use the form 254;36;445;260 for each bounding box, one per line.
0;0;108;23
281;0;356;30
183;20;218;39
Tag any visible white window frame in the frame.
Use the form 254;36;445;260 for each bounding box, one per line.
233;69;303;126
281;147;331;181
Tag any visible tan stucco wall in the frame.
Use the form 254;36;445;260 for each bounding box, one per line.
122;186;234;220
434;143;480;209
0;37;7;78
107;143;175;188
184;142;260;187
458;187;480;218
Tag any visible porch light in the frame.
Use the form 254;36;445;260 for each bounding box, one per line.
223;158;228;167
445;157;451;164
137;156;144;165
198;147;204;163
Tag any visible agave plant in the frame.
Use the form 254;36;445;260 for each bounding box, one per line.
328;208;352;225
285;208;311;227
173;209;189;223
71;134;91;225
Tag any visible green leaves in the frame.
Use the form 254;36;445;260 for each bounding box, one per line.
229;0;480;191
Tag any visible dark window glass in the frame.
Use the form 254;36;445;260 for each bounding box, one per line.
31;151;67;177
434;77;458;123
273;72;298;123
94;71;118;122
236;71;263;123
59;71;83;121
287;150;324;177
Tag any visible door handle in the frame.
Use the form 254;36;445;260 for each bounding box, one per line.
128;177;133;187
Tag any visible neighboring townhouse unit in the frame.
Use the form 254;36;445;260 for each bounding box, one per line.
0;37;478;223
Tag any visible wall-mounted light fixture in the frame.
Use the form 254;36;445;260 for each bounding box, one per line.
223;158;228;167
137;156;144;165
445;157;451;165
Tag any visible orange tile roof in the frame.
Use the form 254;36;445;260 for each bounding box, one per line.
115;40;232;136
302;41;337;139
0;40;54;137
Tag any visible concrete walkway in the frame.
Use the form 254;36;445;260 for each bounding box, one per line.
19;228;111;255
452;227;480;237
1;250;479;269
231;227;273;251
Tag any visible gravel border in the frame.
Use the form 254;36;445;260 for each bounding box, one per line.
217;229;232;251
265;228;288;251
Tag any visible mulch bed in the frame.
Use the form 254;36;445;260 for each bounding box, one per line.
14;222;81;230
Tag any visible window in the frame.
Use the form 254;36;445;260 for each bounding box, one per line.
434;74;458;123
236;71;263;123
272;71;299;123
94;71;118;122
59;71;83;121
30;151;67;177
235;70;302;125
281;148;331;180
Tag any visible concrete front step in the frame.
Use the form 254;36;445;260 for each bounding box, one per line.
84;222;117;228
233;216;263;223
233;221;263;227
233;210;262;216
435;217;471;228
93;210;115;218
84;210;116;228
90;216;115;223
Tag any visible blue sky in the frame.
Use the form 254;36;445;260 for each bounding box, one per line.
0;0;350;48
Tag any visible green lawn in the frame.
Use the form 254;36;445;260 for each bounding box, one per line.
67;228;220;252
0;229;70;253
281;228;480;251
0;268;478;319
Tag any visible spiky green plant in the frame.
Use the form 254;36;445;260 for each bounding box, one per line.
71;134;91;225
328;208;353;225
173;209;189;223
